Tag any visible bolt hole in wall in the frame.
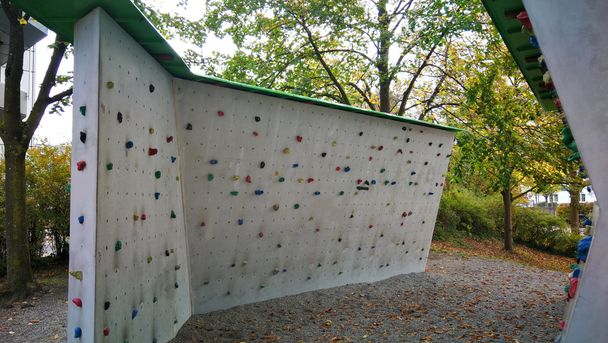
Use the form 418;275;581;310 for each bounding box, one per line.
69;8;456;343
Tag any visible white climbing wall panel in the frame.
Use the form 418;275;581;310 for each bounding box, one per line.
69;7;455;343
174;80;456;313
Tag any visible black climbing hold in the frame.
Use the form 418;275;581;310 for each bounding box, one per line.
292;163;299;168
402;126;406;131
79;131;86;144
186;123;193;130
126;141;134;149
406;138;410;143
209;159;218;165
154;192;160;199
175;282;179;288
165;250;170;256
260;161;265;168
356;186;369;191
117;112;123;123
149;84;155;92
104;301;110;310
254;116;261;122
321;152;327;157
359;131;363;136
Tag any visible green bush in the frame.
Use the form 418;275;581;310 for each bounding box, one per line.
512;207;577;256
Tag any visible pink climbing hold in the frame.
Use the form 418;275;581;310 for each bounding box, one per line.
166;136;174;143
245;175;252;183
559;320;567;330
103;327;110;336
76;160;86;171
72;298;82;307
217;110;224;117
148;148;158;156
296;135;303;143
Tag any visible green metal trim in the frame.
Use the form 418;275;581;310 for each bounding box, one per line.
14;0;460;132
481;0;557;111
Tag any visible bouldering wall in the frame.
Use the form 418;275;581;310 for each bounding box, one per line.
69;9;191;343
174;81;456;313
68;6;456;343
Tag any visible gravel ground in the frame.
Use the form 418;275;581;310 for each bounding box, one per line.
0;253;565;342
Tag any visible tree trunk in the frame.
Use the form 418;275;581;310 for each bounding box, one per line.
4;144;32;295
501;189;514;252
377;0;391;113
569;186;581;233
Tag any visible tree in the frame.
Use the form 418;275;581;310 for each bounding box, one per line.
138;0;483;118
451;41;563;251
0;0;72;298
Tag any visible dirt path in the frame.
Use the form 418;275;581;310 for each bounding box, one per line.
0;252;566;342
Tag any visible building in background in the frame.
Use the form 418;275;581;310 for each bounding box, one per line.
526;186;596;212
0;9;47;156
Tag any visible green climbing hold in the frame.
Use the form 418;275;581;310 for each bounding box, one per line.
338;191;344;196
114;240;122;251
79;106;86;116
293;204;300;209
170;210;177;219
207;173;214;181
106;163;113;171
106;81;114;89
147;256;152;264
230;191;239;196
278;177;285;182
153;296;157;303
380;168;386;173
155;171;161;179
384;180;390;185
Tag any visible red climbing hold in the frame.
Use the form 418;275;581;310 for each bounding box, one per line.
201;221;206;227
402;212;408;218
397;149;403;154
335;166;341;171
369;156;373;161
217;110;224;117
252;131;259;136
72;298;82;307
296;135;303;142
516;11;532;30
76;160;86;171
166;136;174;143
245;175;252;183
307;177;314;183
378;146;384;151
141;214;147;221
148;148;158;156
103;327;110;336
356;179;363;184
258;232;264;238
368;225;374;229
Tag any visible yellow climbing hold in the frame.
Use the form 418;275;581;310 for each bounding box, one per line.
106;81;114;89
232;175;240;181
332;141;337;147
149;127;155;134
19;17;27;25
282;148;290;154
298;178;304;183
69;271;83;281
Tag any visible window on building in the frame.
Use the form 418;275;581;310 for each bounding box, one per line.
581;193;586;202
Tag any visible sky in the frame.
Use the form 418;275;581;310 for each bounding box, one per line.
32;0;234;145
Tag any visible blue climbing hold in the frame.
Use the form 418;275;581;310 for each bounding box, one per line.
78;216;84;224
126;141;134;149
391;181;397;185
209;159;218;165
131;309;138;319
171;156;176;163
74;327;82;338
154;192;160;200
371;180;376;185
344;166;351;172
153;338;158;343
237;219;244;225
292;163;299;168
411;171;416;175
578;236;592;262
175;282;179;288
529;36;539;48
313;191;321;196
255;189;264;195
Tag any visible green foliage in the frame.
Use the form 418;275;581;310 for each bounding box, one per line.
434;187;498;238
0;142;71;276
511;207;577;257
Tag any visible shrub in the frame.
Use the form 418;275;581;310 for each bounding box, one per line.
511;207;576;255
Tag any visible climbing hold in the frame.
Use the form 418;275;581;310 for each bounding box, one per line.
72;298;82;307
133;214;139;221
166;136;174;143
297;178;304;183
358;131;363;136
380;168;386;173
103;327;110;336
69;271;83;281
391;181;396;185
170;210;177;218
153;338;158;343
148;148;158;156
254;115;261;122
314;191;321;196
154;192;160;199
332;141;337;147
292;163;299;168
131;309;138;319
378;146;384;151
293;204;300;209
149;128;155;134
149;84;155;93
74;327;82;338
321;152;327;157
117;111;123;123
126;141;134;149
217;110;224;117
78;216;84;224
410;171;416;175
384;180;389;185
155;171;161;179
200;222;206;227
272;204;280;211
165;250;170;256
278;177;285;183
186;123;193;130
115;240;122;251
207;174;214;181
335;166;341;171
254;189;264;195
338;191;345;196
171;156;176;163
282;148;290;154
371;180;376;185
344;166;351;172
397;149;403;154
147;256;152;264
516;11;532;30
252;131;259;136
245;175;252;183
369;225;373;229
175;265;181;270
230;191;239;196
79;131;86;144
104;301;110;310
232;175;240;181
106;163;113;171
79;106;86;116
209;159;218;165
258;232;264;238
296;135;303;142
307;177;314;183
260;161;266;168
356;179;362;184
76;160;86;171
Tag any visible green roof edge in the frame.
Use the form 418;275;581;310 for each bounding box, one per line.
14;0;461;132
